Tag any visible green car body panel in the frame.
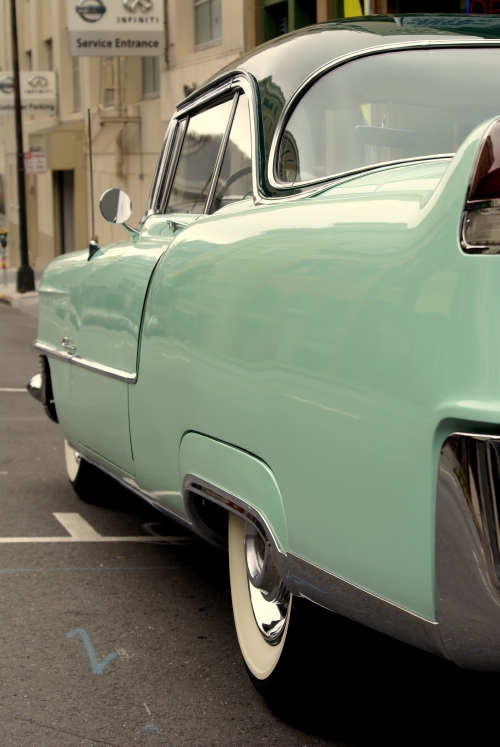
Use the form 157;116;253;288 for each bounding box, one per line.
32;17;500;666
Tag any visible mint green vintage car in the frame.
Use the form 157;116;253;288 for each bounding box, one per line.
28;15;500;691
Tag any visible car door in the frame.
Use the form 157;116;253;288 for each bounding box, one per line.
72;93;244;475
71;233;167;474
128;88;254;502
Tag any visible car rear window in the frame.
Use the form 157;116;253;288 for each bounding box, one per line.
277;48;500;185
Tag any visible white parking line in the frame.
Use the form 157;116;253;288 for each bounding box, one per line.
0;388;26;392
0;512;195;544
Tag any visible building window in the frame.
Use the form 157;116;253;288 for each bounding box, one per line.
195;0;221;48
262;0;316;42
142;57;160;98
102;57;115;107
45;39;53;70
72;56;81;112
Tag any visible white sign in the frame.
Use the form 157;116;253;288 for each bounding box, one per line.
0;72;57;115
24;151;48;175
67;0;164;56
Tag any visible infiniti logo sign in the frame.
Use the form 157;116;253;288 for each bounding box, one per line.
123;0;153;10
0;76;14;95
75;0;106;22
28;76;49;89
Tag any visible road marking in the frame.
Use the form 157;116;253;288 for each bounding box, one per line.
67;628;117;675
54;512;102;540
0;388;26;392
0;566;189;574
0;512;196;543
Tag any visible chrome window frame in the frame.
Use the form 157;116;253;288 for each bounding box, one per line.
268;39;500;193
143;71;263;219
142;117;179;221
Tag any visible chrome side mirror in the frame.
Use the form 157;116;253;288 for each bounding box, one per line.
99;189;139;238
100;188;132;224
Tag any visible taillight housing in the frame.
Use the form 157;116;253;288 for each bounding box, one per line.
462;119;500;254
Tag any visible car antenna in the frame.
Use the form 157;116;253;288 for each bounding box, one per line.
87;107;99;260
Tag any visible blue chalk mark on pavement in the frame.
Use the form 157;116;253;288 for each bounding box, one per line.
141;724;161;732
67;628;117;675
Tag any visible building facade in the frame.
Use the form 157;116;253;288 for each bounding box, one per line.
0;0;479;271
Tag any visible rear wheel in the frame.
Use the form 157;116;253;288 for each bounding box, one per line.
228;512;292;680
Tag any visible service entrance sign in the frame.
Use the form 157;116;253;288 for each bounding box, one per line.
67;0;164;56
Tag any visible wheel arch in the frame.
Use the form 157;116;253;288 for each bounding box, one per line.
179;432;289;555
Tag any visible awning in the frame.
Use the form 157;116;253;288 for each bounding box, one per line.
91;122;124;153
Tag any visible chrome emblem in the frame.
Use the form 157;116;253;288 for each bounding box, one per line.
0;75;14;95
61;337;77;352
75;0;106;22
27;76;49;89
123;0;153;11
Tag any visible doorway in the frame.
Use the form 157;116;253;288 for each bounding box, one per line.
56;170;75;254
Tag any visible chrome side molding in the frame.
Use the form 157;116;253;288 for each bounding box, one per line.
32;340;137;384
183;473;446;659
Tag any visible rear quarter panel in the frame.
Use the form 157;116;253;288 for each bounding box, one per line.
131;121;500;621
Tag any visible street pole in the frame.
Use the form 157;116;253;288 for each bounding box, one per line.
10;0;34;293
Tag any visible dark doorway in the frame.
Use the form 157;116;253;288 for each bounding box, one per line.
57;170;75;254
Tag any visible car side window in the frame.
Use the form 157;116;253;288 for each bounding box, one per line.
166;98;234;214
210;94;253;214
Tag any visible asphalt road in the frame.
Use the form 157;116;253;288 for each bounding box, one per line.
1;301;500;747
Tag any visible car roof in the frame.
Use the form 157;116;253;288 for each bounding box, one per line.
199;15;500;109
180;15;500;196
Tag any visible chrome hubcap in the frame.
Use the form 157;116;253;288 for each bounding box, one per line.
244;522;290;643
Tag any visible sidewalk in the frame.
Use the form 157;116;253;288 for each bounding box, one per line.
0;268;43;317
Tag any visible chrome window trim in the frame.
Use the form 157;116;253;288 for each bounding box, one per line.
182;473;446;659
143;118;179;220
32;341;137;384
204;92;240;215
268;39;500;193
152;71;263;216
158;118;188;215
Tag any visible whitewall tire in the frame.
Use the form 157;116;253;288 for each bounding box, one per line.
228;512;291;680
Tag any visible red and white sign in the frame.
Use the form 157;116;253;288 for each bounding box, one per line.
24;151;47;175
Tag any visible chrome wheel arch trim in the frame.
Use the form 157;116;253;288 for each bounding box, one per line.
267;38;500;193
183;473;447;659
32;341;137;384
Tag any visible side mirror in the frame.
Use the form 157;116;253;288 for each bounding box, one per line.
100;188;132;224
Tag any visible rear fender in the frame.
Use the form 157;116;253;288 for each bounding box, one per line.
179;432;289;553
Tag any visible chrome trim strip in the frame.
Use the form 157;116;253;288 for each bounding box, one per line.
267;39;500;192
285;553;446;659
182;473;446;658
32;341;137;384
436;432;500;670
32;340;73;362
70;355;137;383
